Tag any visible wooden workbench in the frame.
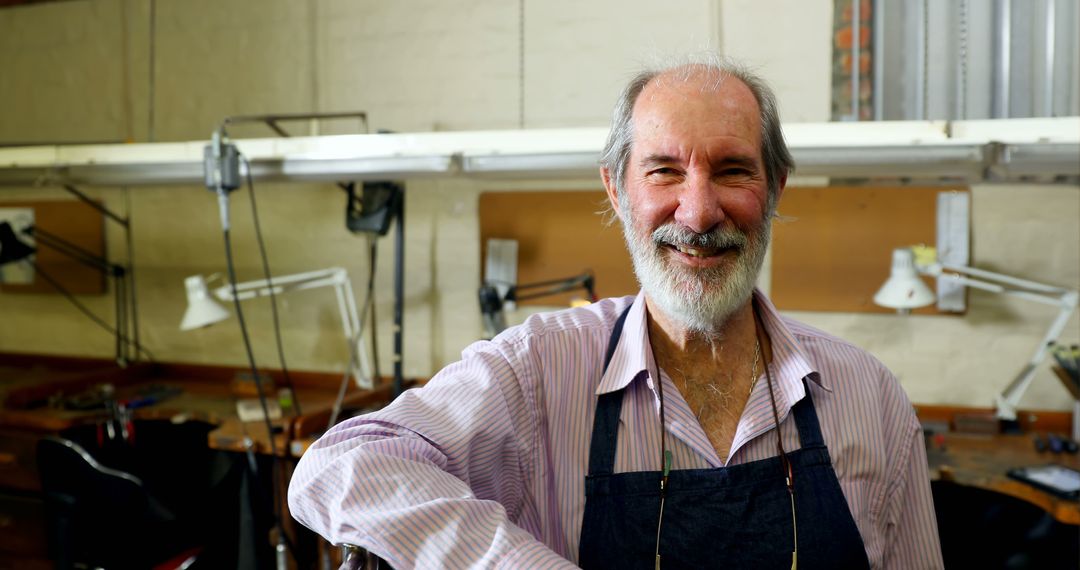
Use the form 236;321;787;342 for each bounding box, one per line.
0;352;405;568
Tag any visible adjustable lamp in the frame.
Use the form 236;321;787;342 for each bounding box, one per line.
0;221;138;366
872;248;936;312
0;221;36;264
179;267;373;389
179;275;230;330
876;246;1080;433
478;272;597;339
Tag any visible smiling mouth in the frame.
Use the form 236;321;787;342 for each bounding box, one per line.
669;243;734;258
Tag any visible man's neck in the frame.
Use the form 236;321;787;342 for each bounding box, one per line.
645;297;758;363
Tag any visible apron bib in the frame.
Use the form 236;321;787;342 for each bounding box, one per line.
578;306;870;569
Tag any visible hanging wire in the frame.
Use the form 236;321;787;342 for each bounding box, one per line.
241;157;301;415
123;187;142;361
26;260;154;362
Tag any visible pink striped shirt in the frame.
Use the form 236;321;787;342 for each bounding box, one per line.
288;291;943;569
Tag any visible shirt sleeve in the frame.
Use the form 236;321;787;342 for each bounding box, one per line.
287;342;577;570
881;420;944;569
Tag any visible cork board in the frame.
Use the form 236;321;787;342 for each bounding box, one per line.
479;186;966;314
0;200;106;295
479;191;638;306
770;186;967;314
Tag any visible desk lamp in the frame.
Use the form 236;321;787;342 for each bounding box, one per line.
875;246;1080;435
0;221;140;366
478;272;598;339
180;267;372;389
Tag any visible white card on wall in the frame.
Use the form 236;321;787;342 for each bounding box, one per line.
936;191;970;312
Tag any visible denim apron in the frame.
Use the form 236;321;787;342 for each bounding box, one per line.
578;307;871;569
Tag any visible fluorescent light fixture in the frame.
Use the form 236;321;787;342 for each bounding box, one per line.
0;118;1077;186
277;155;455;181
989;142;1080;179
791;145;987;179
461;152;600;176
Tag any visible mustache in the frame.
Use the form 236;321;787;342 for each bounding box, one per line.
651;223;749;250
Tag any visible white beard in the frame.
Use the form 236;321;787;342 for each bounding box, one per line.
620;195;770;334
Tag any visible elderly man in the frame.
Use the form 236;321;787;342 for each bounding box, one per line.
289;55;943;569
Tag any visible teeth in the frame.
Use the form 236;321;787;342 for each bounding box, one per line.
675;245;712;257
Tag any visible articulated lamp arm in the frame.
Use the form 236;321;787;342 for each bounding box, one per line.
915;256;1080;421
182;267;372;389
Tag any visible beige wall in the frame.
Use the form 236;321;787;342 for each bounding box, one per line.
0;0;1077;412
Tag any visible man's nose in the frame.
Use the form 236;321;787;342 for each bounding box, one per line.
673;172;725;234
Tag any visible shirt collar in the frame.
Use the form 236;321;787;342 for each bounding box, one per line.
595;290;828;402
751;290;829;411
596;292;652;395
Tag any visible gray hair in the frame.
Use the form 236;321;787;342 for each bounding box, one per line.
599;54;794;214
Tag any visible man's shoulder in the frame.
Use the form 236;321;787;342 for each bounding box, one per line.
779;315;893;379
493;295;636;347
455;296;635;380
780;314;923;435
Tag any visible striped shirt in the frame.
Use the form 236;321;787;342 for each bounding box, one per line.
288;291;943;569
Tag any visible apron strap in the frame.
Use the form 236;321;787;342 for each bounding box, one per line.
586;305;633;477
790;377;826;449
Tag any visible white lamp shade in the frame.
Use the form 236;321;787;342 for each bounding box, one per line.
873;248;936;310
180;275;231;330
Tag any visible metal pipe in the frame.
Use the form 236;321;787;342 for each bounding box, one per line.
913;0;927;119
992;0;1012;118
954;0;969;120
1043;0;1056;116
851;0;861;121
872;0;884;120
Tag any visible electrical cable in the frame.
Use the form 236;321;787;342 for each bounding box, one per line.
123;187;143;362
242;156;302;415
219;215;298;568
26;259;155;362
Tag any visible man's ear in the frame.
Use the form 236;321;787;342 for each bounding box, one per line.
601;167;622;219
775;172;788;203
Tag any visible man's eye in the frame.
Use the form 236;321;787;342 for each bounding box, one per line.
648;168;679;176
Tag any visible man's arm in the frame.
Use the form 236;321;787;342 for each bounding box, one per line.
287;344;576;569
881;420;944;569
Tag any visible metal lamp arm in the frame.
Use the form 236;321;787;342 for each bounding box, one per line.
918;261;1079;420
510;273;596;302
933;262;1072;297
209;267;372;389
211;267;348;301
994;289;1079;421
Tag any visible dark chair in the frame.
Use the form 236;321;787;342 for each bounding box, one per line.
36;435;200;570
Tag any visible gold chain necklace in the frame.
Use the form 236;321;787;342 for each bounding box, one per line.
746;338;762;397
